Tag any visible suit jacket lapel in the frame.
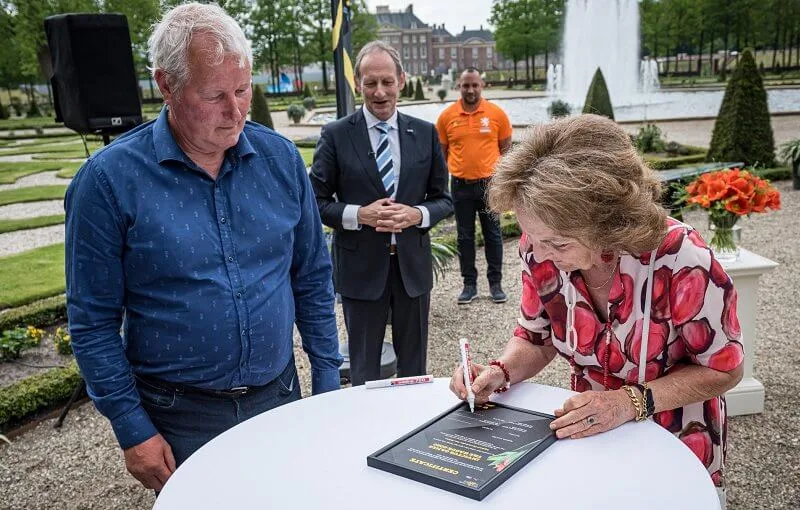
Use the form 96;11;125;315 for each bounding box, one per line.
396;112;417;203
348;109;386;197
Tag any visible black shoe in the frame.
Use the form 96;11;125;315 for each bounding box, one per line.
457;285;477;304
490;284;508;304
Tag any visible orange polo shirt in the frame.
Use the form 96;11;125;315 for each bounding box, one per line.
436;98;512;180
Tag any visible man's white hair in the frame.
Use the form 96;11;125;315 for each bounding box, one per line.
148;2;252;93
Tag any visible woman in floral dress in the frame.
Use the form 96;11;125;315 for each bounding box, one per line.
450;114;743;497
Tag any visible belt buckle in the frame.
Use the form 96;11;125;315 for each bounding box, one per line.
228;386;249;396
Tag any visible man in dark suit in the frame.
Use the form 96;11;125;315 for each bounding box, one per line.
310;41;452;386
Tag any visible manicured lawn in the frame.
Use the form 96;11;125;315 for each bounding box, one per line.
0;244;65;310
56;164;84;179
0;117;61;130
0;214;65;234
299;147;314;166
0;185;67;206
0;141;101;157
0;161;79;184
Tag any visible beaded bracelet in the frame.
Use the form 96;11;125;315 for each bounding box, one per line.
489;360;511;393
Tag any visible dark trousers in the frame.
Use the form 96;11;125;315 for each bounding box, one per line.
136;357;301;467
341;256;430;386
451;176;503;286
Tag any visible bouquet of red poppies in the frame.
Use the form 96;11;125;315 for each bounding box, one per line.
684;168;780;253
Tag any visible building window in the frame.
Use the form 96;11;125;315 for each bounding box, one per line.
472;47;479;59
403;35;409;44
487;47;493;59
412;46;417;59
420;45;427;58
419;35;426;44
451;47;457;59
412;62;418;74
421;61;427;74
403;47;410;59
412;35;417;43
393;36;400;43
438;48;445;59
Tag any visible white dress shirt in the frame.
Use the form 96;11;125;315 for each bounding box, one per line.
341;106;430;234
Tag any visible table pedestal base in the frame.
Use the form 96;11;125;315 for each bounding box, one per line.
725;376;764;416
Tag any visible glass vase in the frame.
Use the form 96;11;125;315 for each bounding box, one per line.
708;221;741;262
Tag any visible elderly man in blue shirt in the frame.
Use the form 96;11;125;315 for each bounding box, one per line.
64;2;341;492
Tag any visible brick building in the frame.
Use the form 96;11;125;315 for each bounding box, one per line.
374;4;499;77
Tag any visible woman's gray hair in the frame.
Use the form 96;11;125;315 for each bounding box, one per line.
148;2;252;94
354;41;405;82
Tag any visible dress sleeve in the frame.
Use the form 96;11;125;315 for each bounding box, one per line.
668;228;744;372
514;234;553;346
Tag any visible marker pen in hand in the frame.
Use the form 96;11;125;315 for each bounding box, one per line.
459;338;476;413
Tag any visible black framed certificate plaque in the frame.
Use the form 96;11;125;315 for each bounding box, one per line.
367;401;557;501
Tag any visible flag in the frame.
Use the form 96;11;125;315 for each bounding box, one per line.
331;0;355;118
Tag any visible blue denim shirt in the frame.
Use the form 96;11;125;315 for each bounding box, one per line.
65;108;342;449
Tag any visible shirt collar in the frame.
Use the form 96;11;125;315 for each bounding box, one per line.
458;97;486;115
362;105;398;131
153;106;257;165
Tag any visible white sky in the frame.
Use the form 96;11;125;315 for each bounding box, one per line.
364;0;494;34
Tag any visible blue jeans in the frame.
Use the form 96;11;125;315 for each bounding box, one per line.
136;358;301;466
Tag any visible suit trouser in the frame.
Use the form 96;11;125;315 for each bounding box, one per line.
341;256;430;386
451;176;503;286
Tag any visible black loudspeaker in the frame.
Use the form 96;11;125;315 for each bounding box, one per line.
44;13;142;135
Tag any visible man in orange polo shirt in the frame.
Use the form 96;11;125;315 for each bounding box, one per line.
436;68;512;304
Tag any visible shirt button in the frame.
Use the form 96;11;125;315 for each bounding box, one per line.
241;330;247;336
228;256;234;262
220;217;226;223
236;292;242;299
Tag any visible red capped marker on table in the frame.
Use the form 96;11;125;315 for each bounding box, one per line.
459;337;476;412
364;374;434;389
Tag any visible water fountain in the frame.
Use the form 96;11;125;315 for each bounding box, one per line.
546;64;564;95
640;58;660;94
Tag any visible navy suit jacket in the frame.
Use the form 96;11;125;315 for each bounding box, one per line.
310;108;452;300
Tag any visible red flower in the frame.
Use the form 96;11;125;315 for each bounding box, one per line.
625;319;669;365
680;318;716;355
722;286;741;341
609;273;634;323
680;423;713;468
670;266;709;325
533;261;561;298
596;330;626;373
706;342;744;371
521;271;544;319
649;267;673;322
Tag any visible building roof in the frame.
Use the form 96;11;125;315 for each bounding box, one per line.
375;4;429;30
431;24;453;38
456;27;494;43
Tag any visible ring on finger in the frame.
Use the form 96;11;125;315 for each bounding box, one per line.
585;415;597;427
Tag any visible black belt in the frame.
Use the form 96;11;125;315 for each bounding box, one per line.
136;374;268;398
389;244;397;255
452;176;490;185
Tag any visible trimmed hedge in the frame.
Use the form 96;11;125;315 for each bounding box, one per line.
0;362;81;429
645;154;707;170
0;295;67;332
753;166;792;181
433;214;521;248
582;68;615;120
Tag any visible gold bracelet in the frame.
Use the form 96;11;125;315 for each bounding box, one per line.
622;385;645;422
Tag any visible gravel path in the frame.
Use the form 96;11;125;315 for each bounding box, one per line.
0;171;71;191
1;181;798;509
0;227;64;257
0;200;65;220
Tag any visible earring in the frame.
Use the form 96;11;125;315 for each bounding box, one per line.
601;251;614;263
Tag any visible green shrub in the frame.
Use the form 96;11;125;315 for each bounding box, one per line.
0;363;81;428
547;100;571;118
250;84;273;129
286;104;306;124
406;79;415;98
302;96;317;110
707;49;775;167
635;124;666;153
0;103;8;120
436;89;447;101
52;327;72;355
644;154;707;170
0;295;67;332
582;68;614;120
778;139;800;168
28;101;42;118
665;141;691;156
752;166;791;181
303;82;312;98
414;79;425;100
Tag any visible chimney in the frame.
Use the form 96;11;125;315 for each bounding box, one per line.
406;4;413;14
376;5;390;13
480;24;483;31
463;25;466;33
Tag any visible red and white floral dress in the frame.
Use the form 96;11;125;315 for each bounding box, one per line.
514;218;744;488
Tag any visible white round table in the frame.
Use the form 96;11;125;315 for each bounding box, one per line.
153;379;720;509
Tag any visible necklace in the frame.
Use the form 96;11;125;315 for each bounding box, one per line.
582;259;617;290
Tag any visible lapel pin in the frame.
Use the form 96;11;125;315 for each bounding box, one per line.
406;128;414;134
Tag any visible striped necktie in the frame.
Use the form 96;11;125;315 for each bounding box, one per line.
374;121;396;197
